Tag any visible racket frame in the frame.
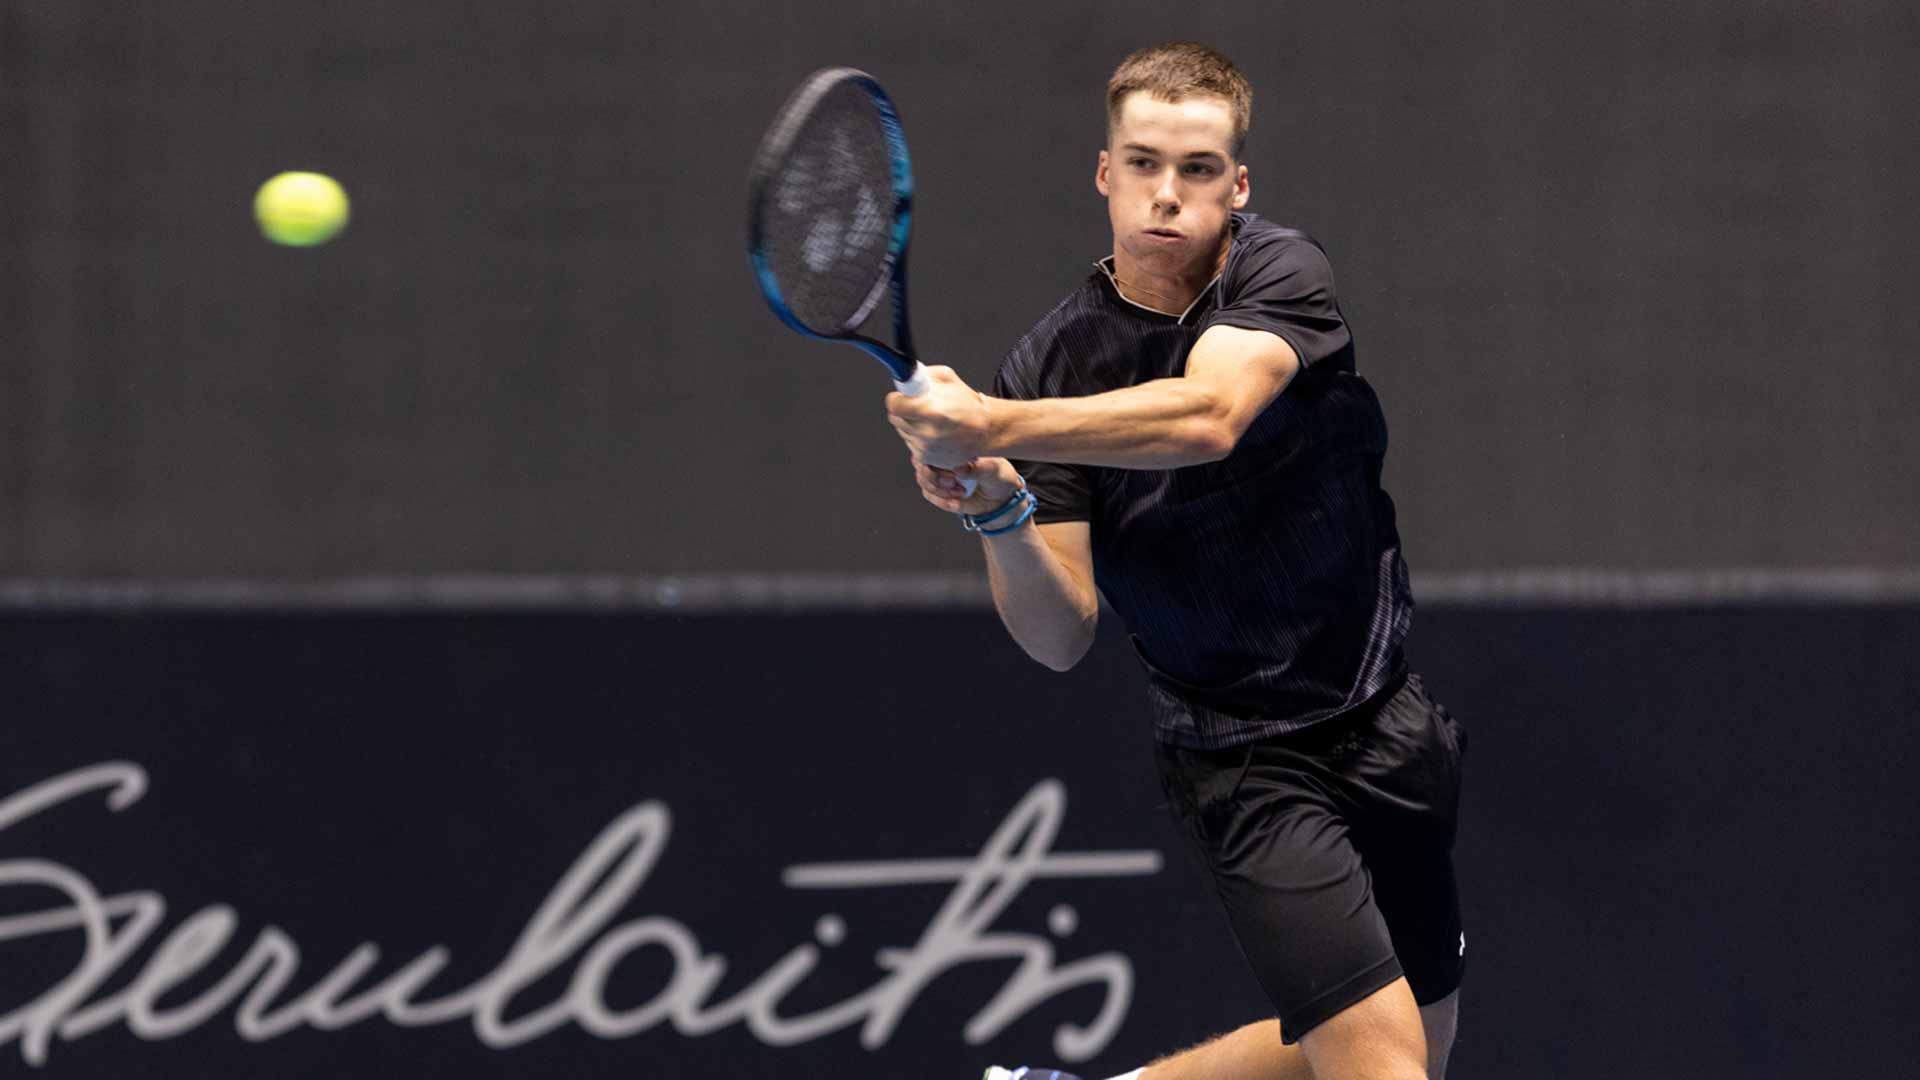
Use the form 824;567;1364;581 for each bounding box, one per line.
747;68;974;495
747;68;922;387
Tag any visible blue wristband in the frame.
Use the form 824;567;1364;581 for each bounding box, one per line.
977;490;1038;536
961;487;1028;532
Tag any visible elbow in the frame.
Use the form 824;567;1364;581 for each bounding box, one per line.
1044;641;1090;668
1028;614;1097;672
1183;387;1240;463
1038;646;1087;673
1196;422;1238;463
1186;416;1239;463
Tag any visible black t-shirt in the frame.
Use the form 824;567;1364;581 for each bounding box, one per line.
991;212;1412;748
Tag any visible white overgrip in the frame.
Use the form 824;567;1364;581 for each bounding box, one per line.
893;362;932;398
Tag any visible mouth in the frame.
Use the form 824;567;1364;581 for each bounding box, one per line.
1142;228;1184;242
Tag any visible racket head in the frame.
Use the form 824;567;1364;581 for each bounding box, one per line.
747;68;915;374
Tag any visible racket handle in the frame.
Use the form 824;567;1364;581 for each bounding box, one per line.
894;363;979;497
893;363;932;397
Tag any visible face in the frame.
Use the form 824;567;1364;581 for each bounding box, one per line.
1096;92;1250;276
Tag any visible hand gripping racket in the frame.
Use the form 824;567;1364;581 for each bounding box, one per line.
746;67;975;493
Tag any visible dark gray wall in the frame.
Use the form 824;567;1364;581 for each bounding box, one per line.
5;1;1917;577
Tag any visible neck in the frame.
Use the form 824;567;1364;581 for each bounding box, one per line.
1109;229;1233;314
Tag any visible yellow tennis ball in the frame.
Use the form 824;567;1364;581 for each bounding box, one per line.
253;171;350;247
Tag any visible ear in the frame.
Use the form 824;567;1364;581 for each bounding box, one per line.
1095;149;1111;197
1231;163;1250;209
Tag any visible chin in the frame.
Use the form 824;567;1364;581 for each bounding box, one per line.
1132;238;1199;266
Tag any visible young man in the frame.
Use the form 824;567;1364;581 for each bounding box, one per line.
884;43;1467;1080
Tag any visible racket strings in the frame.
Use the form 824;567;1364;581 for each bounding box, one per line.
759;81;898;335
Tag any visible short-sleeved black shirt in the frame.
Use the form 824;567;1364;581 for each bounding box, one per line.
992;212;1413;748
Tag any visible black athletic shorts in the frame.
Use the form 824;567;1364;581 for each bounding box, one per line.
1154;667;1468;1044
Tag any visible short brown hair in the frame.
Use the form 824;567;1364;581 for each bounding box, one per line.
1106;42;1253;157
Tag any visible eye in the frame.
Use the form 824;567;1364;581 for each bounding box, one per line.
1183;163;1219;177
1128;157;1154;169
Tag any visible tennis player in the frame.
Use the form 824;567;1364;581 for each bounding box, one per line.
885;42;1467;1080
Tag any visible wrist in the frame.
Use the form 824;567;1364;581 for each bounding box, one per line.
977;510;1035;538
961;486;1037;536
980;395;1015;457
961;486;1026;529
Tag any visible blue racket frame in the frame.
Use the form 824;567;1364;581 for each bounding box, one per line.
747;68;919;384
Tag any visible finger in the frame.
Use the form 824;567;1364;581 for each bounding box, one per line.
916;461;954;491
924;469;965;499
924;484;961;507
918;487;962;514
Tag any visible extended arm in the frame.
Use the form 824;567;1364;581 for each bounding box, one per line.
983;519;1099;671
886;324;1300;470
911;458;1099;671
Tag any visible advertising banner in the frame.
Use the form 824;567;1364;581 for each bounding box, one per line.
6;608;1916;1077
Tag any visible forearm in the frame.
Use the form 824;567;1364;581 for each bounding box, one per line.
986;378;1233;469
980;525;1098;672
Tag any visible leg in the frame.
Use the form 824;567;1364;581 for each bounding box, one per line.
1139;677;1468;1080
1297;977;1427;1080
1135;1020;1311;1080
1132;982;1455;1080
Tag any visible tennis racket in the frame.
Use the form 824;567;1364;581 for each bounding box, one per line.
746;66;976;493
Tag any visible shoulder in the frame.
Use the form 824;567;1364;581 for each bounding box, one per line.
1230;214;1334;273
1223;214;1338;300
1202;214;1355;369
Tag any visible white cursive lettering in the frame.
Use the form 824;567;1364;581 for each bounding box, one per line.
0;763;1159;1066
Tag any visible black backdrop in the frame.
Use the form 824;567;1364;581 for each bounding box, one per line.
5;607;1917;1078
6;5;1918;1079
4;1;1917;577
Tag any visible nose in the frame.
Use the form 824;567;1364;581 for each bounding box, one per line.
1153;167;1180;214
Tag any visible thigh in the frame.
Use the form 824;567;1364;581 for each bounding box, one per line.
1156;740;1406;1046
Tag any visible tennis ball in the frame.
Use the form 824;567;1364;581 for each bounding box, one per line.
253;171;350;247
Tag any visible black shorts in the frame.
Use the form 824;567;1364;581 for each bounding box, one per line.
1154;668;1468;1044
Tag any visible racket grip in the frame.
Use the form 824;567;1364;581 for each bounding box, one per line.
893;363;932;397
895;363;979;497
